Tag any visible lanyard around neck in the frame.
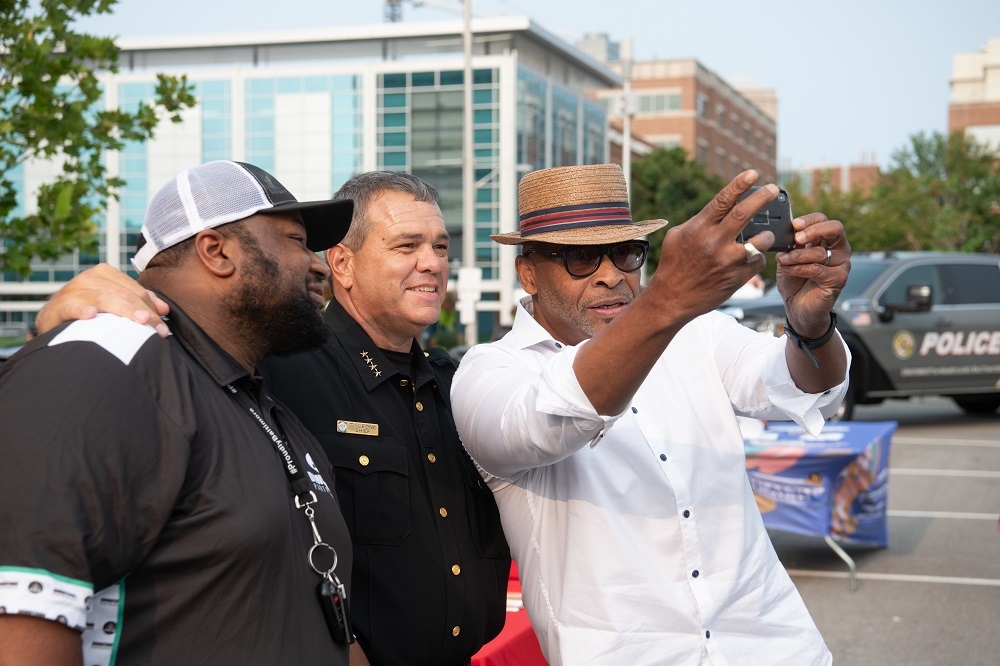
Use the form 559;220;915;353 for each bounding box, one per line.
224;382;316;507
224;381;355;644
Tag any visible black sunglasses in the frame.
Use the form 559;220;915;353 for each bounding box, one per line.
524;240;649;278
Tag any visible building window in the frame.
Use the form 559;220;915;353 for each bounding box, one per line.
697;93;708;119
517;69;546;170
716;104;726;130
637;92;681;114
551;85;579;167
696;142;709;164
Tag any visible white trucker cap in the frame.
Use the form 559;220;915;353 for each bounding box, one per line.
131;160;353;272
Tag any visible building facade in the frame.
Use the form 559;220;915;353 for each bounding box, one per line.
1;17;618;339
949;37;1000;149
577;34;777;186
779;162;881;197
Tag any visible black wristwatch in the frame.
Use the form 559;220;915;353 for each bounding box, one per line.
784;312;838;368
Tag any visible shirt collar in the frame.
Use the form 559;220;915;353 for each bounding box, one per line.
323;299;437;391
503;296;571;353
154;291;252;389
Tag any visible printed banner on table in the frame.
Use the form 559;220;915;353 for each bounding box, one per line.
745;422;896;547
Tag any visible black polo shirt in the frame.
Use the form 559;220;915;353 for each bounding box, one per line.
0;299;352;665
259;300;510;666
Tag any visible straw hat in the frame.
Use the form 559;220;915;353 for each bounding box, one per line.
491;163;668;246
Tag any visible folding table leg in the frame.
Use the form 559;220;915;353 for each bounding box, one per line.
824;535;857;591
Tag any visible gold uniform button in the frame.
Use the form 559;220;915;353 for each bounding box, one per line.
427;453;437;463
359;455;370;466
451;564;461;576
439;507;448;518
415;401;424;411
400;379;409;387
452;626;461;637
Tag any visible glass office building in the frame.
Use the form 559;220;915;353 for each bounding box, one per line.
1;17;618;339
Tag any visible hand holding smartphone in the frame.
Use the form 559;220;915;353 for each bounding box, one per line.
736;186;796;252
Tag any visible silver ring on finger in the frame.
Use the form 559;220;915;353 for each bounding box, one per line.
823;248;832;266
743;242;763;264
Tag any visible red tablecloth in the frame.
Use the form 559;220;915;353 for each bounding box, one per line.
471;563;547;665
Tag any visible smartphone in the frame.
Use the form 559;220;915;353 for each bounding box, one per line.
736;186;795;252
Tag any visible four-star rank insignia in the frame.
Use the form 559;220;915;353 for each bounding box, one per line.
360;351;382;378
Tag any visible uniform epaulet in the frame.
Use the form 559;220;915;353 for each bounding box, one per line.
423;346;459;370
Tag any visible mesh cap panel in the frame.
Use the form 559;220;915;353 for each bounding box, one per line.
143;178;193;249
188;161;268;227
131;160;353;272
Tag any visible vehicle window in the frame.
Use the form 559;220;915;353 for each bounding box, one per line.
937;263;1000;305
840;260;891;300
878;264;941;306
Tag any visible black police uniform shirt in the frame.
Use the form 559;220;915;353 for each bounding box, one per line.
258;299;511;666
0;298;352;666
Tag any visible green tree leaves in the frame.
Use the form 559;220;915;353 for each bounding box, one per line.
630;146;724;273
0;0;195;276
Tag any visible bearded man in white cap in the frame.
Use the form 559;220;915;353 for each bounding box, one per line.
0;161;356;665
451;164;851;665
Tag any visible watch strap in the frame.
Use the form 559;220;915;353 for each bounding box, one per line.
785;311;838;368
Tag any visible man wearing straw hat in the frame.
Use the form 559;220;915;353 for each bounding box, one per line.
452;164;850;665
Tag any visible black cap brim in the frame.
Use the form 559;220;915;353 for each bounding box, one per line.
270;198;354;252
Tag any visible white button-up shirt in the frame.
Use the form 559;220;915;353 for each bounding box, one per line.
452;300;847;665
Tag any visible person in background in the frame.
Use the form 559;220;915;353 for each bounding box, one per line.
0;161;355;665
732;272;767;299
34;170;510;666
451;163;851;665
426;289;461;348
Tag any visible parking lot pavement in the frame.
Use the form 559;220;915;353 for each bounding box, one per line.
769;397;1000;666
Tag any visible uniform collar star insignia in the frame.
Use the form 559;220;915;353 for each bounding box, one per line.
361;350;381;378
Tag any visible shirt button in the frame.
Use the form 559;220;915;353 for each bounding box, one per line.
631;406;638;413
452;626;461;637
705;630;711;639
439;507;448;518
683;509;691;518
555;342;562;348
692;570;699;578
359;455;370;467
416;401;424;411
659;454;667;461
400;379;409;387
451;564;461;576
427;453;437;463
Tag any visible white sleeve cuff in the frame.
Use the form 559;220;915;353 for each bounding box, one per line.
762;332;851;435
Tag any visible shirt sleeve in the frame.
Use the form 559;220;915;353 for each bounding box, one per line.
0;324;191;632
708;311;851;435
452;340;627;481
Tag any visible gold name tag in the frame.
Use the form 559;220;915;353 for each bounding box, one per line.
337;420;379;436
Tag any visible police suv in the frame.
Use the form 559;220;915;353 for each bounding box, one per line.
723;252;1000;420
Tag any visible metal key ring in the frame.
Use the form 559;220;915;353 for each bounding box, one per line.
308;542;339;576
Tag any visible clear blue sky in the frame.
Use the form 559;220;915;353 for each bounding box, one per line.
79;0;999;171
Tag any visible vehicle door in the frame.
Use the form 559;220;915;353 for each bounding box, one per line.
928;261;1000;392
864;261;946;394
